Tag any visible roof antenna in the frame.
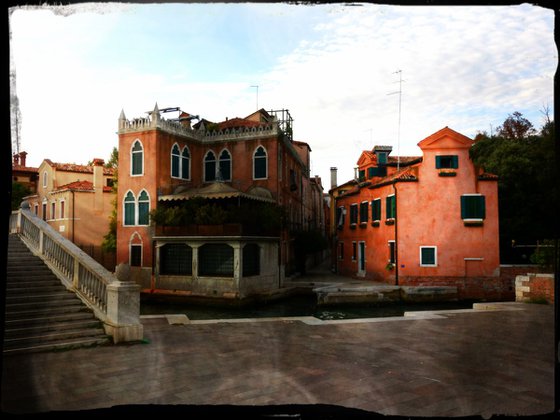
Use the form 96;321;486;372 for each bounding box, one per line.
387;70;404;171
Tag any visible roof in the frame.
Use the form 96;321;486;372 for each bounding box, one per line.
12;165;38;173
387;156;422;165
54;180;113;193
417;126;473;150
217;117;262;130
293;140;312;152
44;159;115;176
367;167;418;190
159;182;276;203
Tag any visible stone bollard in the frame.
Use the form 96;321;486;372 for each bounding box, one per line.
115;262;131;281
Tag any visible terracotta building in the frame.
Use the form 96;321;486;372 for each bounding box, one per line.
23;158;115;268
116;104;326;301
330;127;506;300
12;151;38;194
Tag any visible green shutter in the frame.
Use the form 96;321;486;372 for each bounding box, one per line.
461;195;486;219
435;156;442;169
421;247;435;265
452;155;459;169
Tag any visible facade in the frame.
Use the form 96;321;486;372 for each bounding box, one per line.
12;151;38;194
24;158;115;267
116;104;326;301
330;127;503;300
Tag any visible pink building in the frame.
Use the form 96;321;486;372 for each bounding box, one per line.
330;127;506;300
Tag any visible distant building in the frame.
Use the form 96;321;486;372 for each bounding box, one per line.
330;127;503;300
117;104;327;301
24;158;115;269
12;151;38;194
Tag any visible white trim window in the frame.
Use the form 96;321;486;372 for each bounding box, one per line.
171;143;181;178
131;139;144;176
420;246;437;267
253;146;268;179
137;190;150;226
218;149;232;181
123;191;136;226
204;150;217;182
43;171;48;188
129;232;143;267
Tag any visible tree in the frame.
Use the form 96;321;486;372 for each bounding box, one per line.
101;147;118;253
11;182;31;211
470;111;556;265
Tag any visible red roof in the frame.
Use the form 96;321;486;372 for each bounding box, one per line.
55;180;113;193
217;118;262;130
45;159;114;176
12;165;38;173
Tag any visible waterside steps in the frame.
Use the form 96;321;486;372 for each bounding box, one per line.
3;234;111;355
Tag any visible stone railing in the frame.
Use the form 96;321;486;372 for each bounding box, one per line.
10;210;143;343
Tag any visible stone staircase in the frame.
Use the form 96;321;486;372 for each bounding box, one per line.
3;234;111;355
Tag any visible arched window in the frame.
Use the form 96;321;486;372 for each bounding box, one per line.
218;149;231;181
129;232;143;267
131;140;144;176
253;146;267;179
42;171;48;188
124;191;136;226
181;146;190;180
171;144;181;178
137;190;150;225
204;151;216;182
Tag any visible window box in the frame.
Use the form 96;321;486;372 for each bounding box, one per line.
350;223;357;230
438;170;457;177
463;219;484;227
371;220;380;227
359;222;368;228
385;218;395;226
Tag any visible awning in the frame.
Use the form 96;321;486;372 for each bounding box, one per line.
158;182;276;203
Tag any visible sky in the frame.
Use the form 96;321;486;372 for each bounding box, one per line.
9;2;556;187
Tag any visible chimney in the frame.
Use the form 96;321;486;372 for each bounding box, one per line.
330;167;338;189
92;158;104;212
19;151;27;167
13;153;19;166
179;112;192;129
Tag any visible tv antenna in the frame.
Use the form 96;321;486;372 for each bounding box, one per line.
387;70;404;171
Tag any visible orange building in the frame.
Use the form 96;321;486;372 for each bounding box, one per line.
117;104;326;300
330;127;505;300
24;158;115;268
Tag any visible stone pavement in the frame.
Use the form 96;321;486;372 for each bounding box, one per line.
0;300;554;418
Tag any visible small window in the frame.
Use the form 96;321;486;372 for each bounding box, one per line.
349;204;358;225
131;140;144;176
377;152;388;165
388;241;395;264
130;244;142;267
386;195;396;219
171;144;181;178
289;169;297;192
359;201;368;224
358;169;365;182
218;150;231;181
371;199;381;222
34;204;38;215
436;155;458;169
60;200;65;219
461;195;485;220
51;202;55;220
254;146;267;179
42;171;48;188
137;190;150;225
107;178;114;188
204;151;216;182
42;202;47;221
338;242;344;260
336;206;346;230
420;246;437;267
352;242;357;261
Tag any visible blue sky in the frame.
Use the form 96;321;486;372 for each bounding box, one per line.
9;2;556;185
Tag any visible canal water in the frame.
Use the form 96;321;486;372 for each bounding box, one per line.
140;294;476;321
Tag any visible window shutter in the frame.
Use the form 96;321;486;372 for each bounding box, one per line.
452;155;459;169
435;156;442;169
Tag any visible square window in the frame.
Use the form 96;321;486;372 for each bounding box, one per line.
420;246;437;267
436;155;458;169
461;195;485;220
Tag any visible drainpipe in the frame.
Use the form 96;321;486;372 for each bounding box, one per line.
71;189;75;243
393;182;398;286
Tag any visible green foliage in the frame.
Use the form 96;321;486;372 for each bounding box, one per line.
105;146;118;169
11;181;31;210
470;112;556;263
101;196;117;252
529;239;558;272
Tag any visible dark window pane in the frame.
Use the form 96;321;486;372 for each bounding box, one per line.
199;244;234;277
242;243;260;277
130;245;142;267
421;247;436;265
160;243;192;275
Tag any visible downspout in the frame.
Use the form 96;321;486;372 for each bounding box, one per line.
71;189;75;243
393;182;398;286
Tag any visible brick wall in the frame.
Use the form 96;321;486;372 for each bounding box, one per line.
399;276;515;301
515;274;555;304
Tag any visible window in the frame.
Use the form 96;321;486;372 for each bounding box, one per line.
60;200;65;219
160;243;192;275
137;190;150;225
199;244;234;277
377;152;388;165
243;243;260;277
461;194;485;220
34;204;38;215
218;150;231;181
181;146;190;180
436;155;458;169
371;199;381;222
124;191;136;226
358;169;365;182
42;201;47;221
420;246;437;267
289;169;298;191
386;195;396;219
352;242;357;261
359;201;369;224
131;140;144;176
171;144;181;178
349;204;358;226
338;242;344;260
42;171;48;188
51;202;55;220
204;151;216;182
336;206;346;230
130;244;142;267
107;178;114;188
388;240;395;264
254;146;267;179
368;166;387;178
